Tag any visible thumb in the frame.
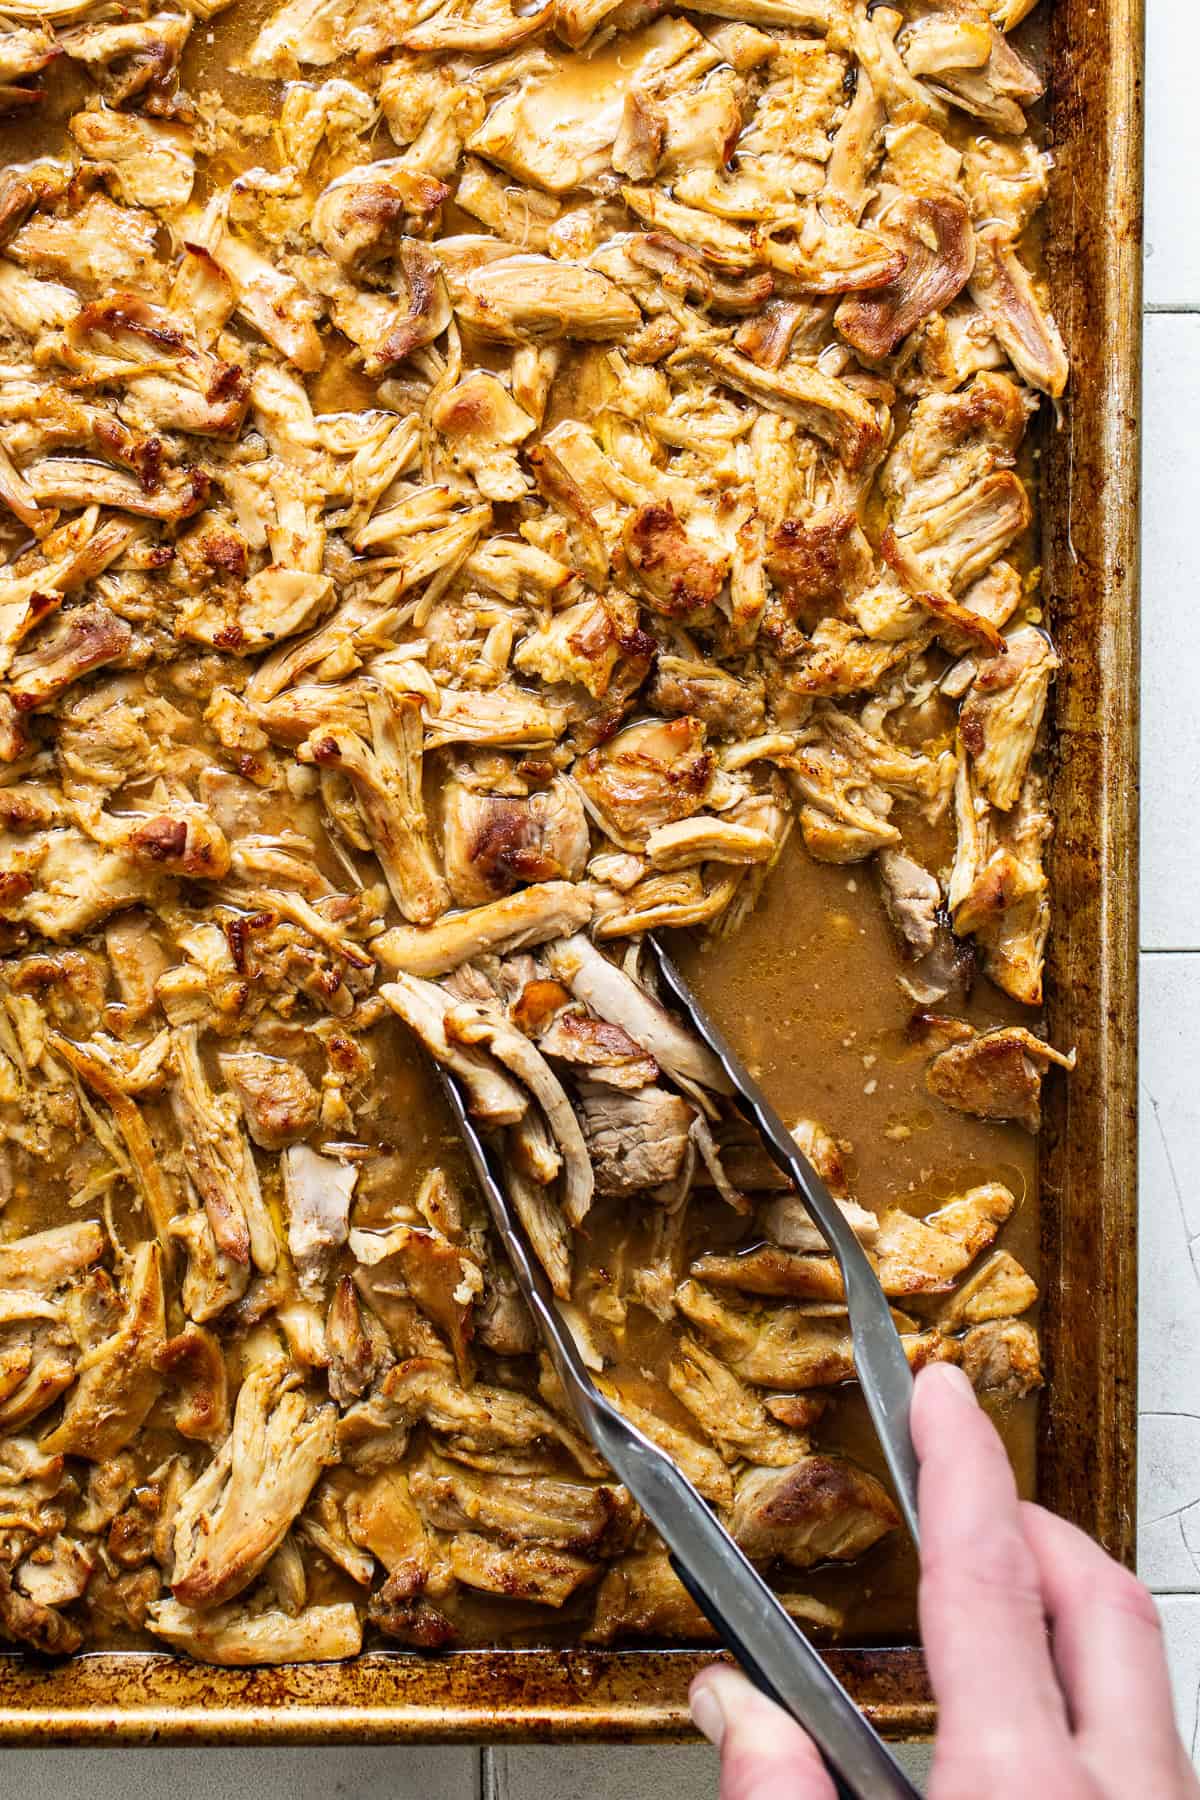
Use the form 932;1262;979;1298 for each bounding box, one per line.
689;1666;837;1800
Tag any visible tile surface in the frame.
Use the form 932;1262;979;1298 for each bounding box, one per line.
1140;315;1200;950
1162;1599;1200;1762
0;1748;478;1800
1139;957;1200;1593
1144;0;1200;309
493;1743;933;1800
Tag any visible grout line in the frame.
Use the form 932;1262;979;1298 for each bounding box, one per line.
1140;947;1200;956
480;1745;504;1800
1145;303;1200;314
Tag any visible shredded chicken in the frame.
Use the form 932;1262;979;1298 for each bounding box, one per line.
0;0;1062;1667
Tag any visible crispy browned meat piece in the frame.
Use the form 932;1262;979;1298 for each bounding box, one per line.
675;1279;951;1390
409;1452;636;1556
730;1457;899;1568
217;1052;319;1151
960;1318;1043;1401
442;774;589;908
926;1027;1075;1131
41;1242;166;1461
170;1355;335;1609
667;1336;815;1468
0;1563;82;1656
837;192;976;359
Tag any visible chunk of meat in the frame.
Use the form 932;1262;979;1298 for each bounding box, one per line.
675;1280;948;1389
969;227;1068;398
283;1146;357;1299
441;774;588;907
367;1569;456;1647
547;934;732;1094
409;1452;635;1555
0;1221;104;1291
960;1317;1042;1401
37;1036;177;1262
872;1183;1015;1296
690;1245;846;1302
171;1355;335;1609
217;1051;319;1150
14;1534;95;1609
503;1161;573;1300
649;655;766;738
585;1548;715;1644
729;1457;898;1568
189;214;323;372
576;1080;694;1195
537;1008;658;1091
376;882;593;978
326;1276;394;1405
926;1026;1075;1132
0;1562;82;1656
951;765;1052;1005
378;1357;598;1472
153;1325;229;1444
444;1002;594;1226
766;511;873;630
622;501;729;620
40;1242;165;1461
449;1533;599;1607
146;1599;361;1665
313;166;448;277
430;371;534;502
300;688;449;926
937;1250;1038;1331
586;1548;841;1645
601;1377;733;1504
168;1211;250;1325
451;253;641;343
837;190;975;358
379;974;527;1122
692;344;883;473
759;1191;878;1256
349;1224;482;1381
877;849;941;959
69;110;194;212
667;1336;813;1467
6;604;131;713
959;626;1057;811
171;1026;276;1273
512;590;649;700
574;716;717;848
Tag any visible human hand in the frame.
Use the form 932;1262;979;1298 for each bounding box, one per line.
689;1361;1198;1799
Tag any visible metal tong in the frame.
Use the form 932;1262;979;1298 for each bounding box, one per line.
433;939;923;1800
644;936;921;1548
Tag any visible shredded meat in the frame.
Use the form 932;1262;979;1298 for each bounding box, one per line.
0;0;1063;1669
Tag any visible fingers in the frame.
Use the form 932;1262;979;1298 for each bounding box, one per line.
911;1363;1071;1778
1021;1504;1199;1797
689;1667;836;1800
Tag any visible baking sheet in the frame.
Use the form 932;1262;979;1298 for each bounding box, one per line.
0;0;1144;1743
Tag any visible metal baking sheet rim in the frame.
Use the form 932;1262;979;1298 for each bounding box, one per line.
0;0;1144;1745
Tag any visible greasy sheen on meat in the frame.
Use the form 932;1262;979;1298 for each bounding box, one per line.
0;0;1064;1665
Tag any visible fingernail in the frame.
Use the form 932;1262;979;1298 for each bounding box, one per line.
923;1360;975;1402
689;1675;729;1747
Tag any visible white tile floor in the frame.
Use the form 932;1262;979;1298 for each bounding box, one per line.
1141;0;1200;1763
4;8;1197;1797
